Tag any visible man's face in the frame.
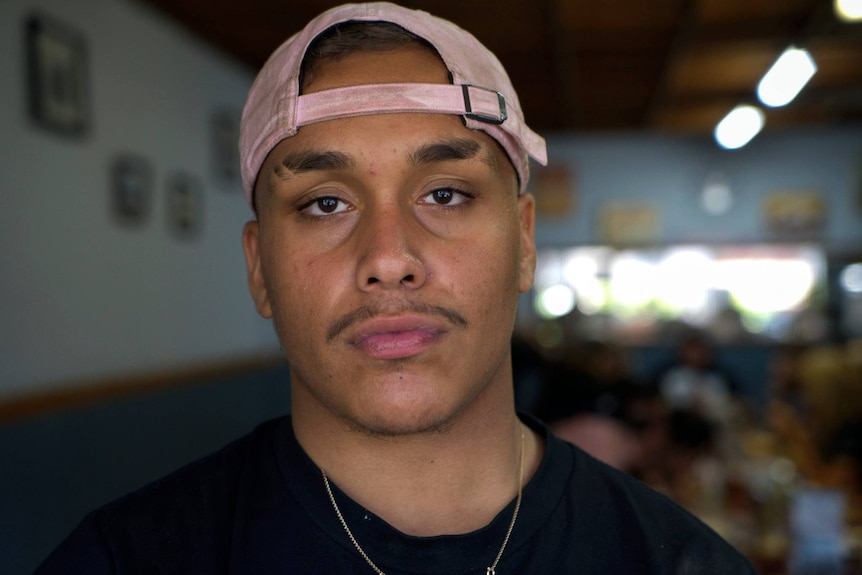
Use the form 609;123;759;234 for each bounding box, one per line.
243;46;536;436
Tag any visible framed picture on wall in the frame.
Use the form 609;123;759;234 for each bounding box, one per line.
26;13;89;136
598;202;660;245
763;190;826;234
857;155;862;213
166;172;205;240
532;164;576;218
210;108;241;187
111;154;154;227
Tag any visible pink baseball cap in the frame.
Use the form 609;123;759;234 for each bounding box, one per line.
239;1;547;207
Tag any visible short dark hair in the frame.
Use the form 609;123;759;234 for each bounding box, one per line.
300;21;440;90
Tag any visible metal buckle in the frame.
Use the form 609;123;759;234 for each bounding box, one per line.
461;85;507;125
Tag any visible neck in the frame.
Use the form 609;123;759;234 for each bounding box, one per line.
292;380;541;536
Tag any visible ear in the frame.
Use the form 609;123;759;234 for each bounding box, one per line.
242;221;273;319
517;193;537;294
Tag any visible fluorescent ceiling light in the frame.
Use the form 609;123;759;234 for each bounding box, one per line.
714;105;765;149
835;0;862;21
757;47;817;107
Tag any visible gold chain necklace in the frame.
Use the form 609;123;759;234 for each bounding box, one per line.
321;427;526;575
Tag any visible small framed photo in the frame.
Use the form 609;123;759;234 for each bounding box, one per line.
26;13;89;136
210;108;241;187
111;154;154;227
166;172;205;240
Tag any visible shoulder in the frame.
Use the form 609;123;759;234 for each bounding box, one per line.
35;416;289;575
100;415;284;519
553;435;755;573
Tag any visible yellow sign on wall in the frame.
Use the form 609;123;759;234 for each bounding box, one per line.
763;190;826;233
533;165;576;217
598;202;659;245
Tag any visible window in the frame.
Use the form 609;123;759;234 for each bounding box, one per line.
522;244;828;346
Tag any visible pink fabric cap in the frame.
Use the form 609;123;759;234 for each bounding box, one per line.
239;2;547;207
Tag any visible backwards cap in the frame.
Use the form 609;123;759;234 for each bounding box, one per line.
239;2;547;207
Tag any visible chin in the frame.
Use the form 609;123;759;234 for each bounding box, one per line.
344;402;463;438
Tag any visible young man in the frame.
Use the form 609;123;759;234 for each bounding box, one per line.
36;3;755;573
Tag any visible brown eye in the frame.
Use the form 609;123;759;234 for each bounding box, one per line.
317;197;340;213
300;195;350;217
431;189;454;204
420;187;471;207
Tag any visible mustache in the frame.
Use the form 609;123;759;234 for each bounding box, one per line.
326;301;468;342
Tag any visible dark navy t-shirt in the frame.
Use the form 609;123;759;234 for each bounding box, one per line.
35;414;755;574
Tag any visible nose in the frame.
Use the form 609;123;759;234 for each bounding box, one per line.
354;202;427;291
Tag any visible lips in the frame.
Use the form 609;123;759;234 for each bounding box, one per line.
347;314;448;360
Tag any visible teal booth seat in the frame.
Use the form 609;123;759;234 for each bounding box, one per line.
0;363;292;575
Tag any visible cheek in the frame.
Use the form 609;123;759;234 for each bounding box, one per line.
448;225;522;310
263;243;343;332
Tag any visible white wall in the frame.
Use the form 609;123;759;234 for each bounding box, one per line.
0;0;279;400
2;0;860;402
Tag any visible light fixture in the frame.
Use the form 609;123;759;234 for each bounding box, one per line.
534;284;576;319
700;172;734;215
835;0;862;21
714;105;765;149
757;47;817;107
841;263;862;293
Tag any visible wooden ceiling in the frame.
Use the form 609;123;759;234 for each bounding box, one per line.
141;0;862;135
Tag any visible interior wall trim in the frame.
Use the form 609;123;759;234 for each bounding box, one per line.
0;353;287;425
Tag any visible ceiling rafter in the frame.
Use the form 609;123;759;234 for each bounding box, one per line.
139;0;862;135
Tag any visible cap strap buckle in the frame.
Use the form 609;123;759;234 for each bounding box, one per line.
461;85;507;125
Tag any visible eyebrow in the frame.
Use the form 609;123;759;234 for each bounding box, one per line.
410;138;482;165
271;138;496;183
276;150;354;176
